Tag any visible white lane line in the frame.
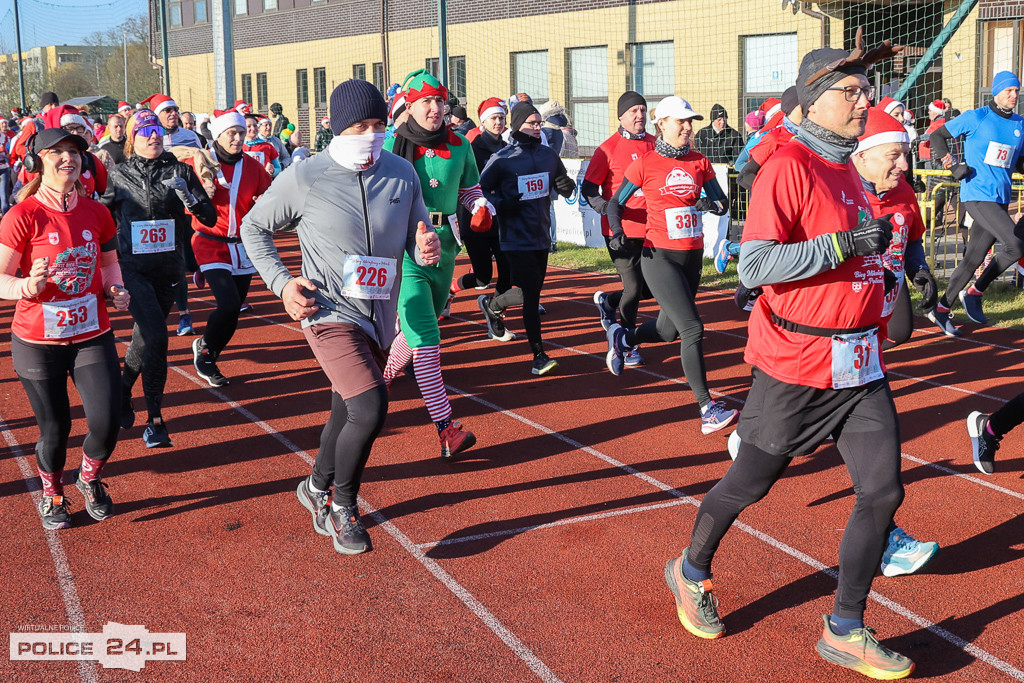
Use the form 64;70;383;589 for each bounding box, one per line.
900;453;1024;502
160;362;564;683
0;418;98;683
416;499;692;550
443;384;1024;680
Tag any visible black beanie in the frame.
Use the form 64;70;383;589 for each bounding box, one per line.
40;91;58;107
510;101;539;133
710;103;727;120
329;79;389;135
781;86;799;115
617;91;647;118
796;48;867;111
451;105;468;120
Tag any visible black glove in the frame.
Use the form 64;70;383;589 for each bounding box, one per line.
498;192;523;214
951;164;973;181
883;268;898;295
608;232;628;252
912;177;927;194
834;215;893;261
911;268;938;311
695;197;728;216
553;175;575;198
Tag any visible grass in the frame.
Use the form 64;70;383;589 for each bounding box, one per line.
547;242;1024;332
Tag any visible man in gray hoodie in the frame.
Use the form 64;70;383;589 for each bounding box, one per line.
242;79;440;555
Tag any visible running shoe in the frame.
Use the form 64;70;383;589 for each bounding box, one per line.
959;289;988;325
714;240;733;274
478;295;516;341
176;312;195;336
296;475;331;537
727;430;741;461
664;550;725;639
327;504;372;555
192;270;206;289
439;421;476;460
39;494;72;530
967;411;1000;475
239;301;253;313
532;352;559;376
538;303;547;315
926;305;960;337
193;338;229;387
734;284;761;312
142;418;173;449
624;347;645;367
815;615;914;679
75;470;113;521
700;401;739;435
880;527;939;577
119;390;135;431
593;290;617;331
605;323;626;376
438;290;455;320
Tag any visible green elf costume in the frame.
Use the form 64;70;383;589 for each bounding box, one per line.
382;69;495;459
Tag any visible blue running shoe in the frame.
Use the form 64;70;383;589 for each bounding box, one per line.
926;305;960;337
700;401;739;435
624;346;645;367
605;323;626;376
880;527;939;577
959;289;988;325
176;312;194;336
593;290;617;331
714;240;733;274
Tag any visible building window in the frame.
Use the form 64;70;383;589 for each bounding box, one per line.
353;64;366;81
169;1;182;26
296;69;309;108
241;74;253;105
425;57;439;78
372;63;384;93
566;46;608;155
982;20;1022;107
264;0;277;10
740;33;797;123
194;0;208;23
235;0;247;14
448;56;466;100
628;41;673;133
511;50;549;101
314;67;327;107
256;72;268;111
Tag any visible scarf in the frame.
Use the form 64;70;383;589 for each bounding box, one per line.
655;138;690;158
990;100;1014;119
475;129;505;156
511;131;541;147
213;140;242;165
392;117;449;165
796;119;858;164
619;126;646;141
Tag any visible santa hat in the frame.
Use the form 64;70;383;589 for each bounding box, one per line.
388;92;407;125
855;106;910;154
477;97;506;122
117;101;131;113
759;97;782;120
877;96;905;117
140;94;178;115
234;99;251;115
320;116;330;125
210;108;246;140
59;108;89;131
927;99;947;116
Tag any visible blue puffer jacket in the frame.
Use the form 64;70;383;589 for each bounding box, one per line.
480;135;570;252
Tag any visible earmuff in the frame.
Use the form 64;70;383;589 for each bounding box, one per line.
22;133;40;174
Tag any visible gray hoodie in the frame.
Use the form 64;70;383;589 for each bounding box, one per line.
241;149;431;349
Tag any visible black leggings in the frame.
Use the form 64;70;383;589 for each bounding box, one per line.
882;281;913;351
310;385;389;507
493;249;548;349
627;246;711;408
989;391;1024;439
944;201;1022;304
202;269;252;357
122;266;178;419
12;332;121;474
687;387;903;620
459;224;512;294
604;235;652;330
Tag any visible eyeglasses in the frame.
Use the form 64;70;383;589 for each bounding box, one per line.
825;85;875;103
62;125;87;135
135;125;165;138
521;120;543;128
163;107;179;114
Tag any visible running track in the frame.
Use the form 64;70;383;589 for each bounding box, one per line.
2;234;1022;682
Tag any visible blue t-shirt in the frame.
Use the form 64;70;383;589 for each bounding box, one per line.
944;105;1024;203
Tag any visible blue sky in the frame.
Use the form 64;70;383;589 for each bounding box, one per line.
0;0;148;51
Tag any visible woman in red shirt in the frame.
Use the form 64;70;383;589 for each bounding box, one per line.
0;128;130;530
604;97;739;435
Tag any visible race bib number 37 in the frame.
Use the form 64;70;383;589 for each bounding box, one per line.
831;329;884;390
341;254;397;300
42;296;99;340
665;206;700;240
130;219;175;254
518;173;549;201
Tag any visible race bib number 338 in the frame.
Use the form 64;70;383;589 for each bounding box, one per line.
341;255;397;300
665;206;700;240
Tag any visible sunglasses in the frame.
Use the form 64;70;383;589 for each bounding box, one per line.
135;124;165;138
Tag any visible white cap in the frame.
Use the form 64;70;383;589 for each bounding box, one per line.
653;96;704;122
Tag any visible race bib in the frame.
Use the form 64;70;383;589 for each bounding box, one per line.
236;242;253;271
245;150;266;165
984;142;1013;169
665;206;700;240
340;254;397;300
831;329;883;390
130;219;175;254
42;296;99;340
518;172;549;200
448;214;462;247
881;280;900;318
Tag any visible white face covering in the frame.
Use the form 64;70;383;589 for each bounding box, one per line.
329;132;386;171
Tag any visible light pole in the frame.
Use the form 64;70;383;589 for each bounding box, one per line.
123;30;129;102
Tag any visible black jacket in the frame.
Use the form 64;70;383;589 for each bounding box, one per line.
693;123;745;165
101;151;216;276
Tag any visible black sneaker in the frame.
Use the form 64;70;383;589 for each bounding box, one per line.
478;294;515;341
967;411;1000;475
119;389;135;430
142;417;173;448
959;290;989;326
327;504;372;554
296;476;331;537
75;471;113;521
39;494;72;530
532;352;559;376
193;338;229;387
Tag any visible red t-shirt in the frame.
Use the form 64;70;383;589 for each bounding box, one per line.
243;141;278;172
188;154;271;238
623;149;714;251
917;117;945;160
742;142;885;389
18;151;107;198
585;132;656;238
0;195;117;344
866;176;926;321
749;125;796;167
